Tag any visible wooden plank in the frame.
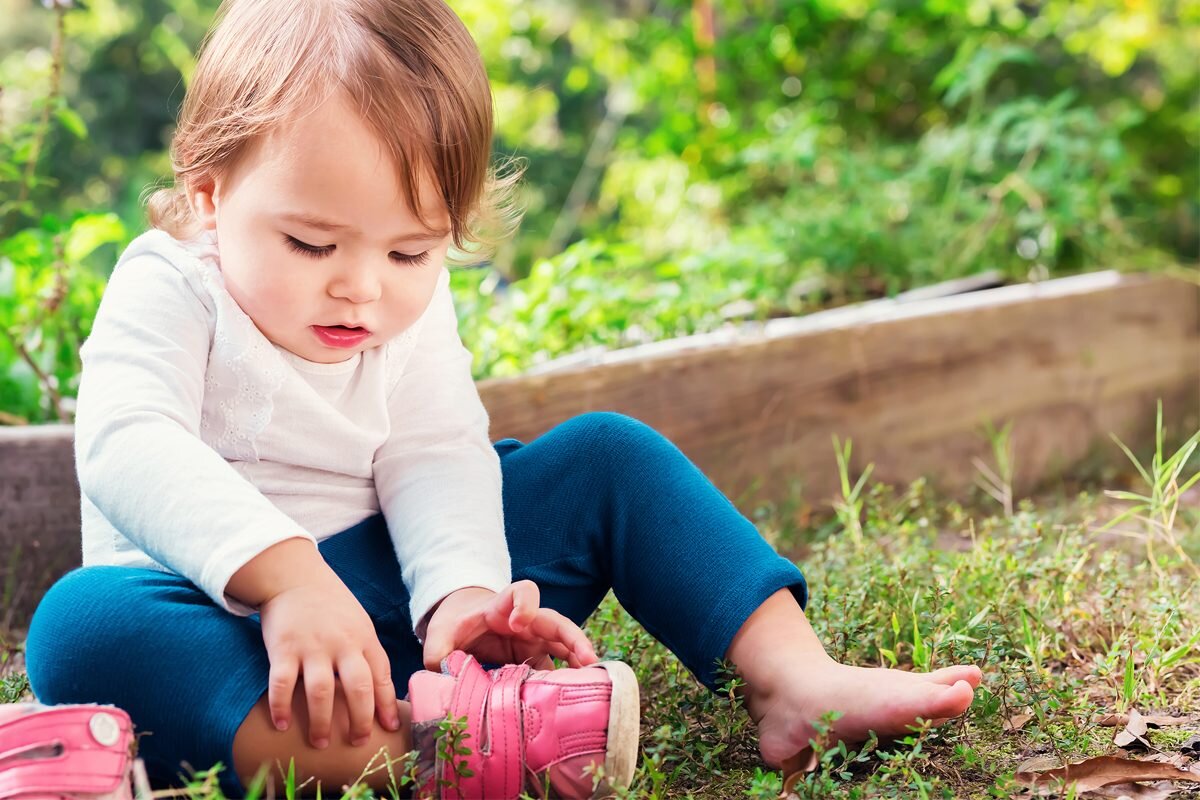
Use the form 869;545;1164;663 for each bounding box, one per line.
0;424;77;633
1;270;1197;633
476;271;1200;505
526;269;1007;375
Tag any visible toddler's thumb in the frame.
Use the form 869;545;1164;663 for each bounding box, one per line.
422;634;451;671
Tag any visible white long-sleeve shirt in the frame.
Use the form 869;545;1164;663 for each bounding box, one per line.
74;228;511;631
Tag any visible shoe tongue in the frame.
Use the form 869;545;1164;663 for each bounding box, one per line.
407;652;486;798
408;651;480;726
408;672;452;720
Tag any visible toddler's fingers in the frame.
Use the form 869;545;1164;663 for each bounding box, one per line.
301;658;337;750
508;580;541;632
481;582;520;630
519;639;573;666
424;612;484;670
335;652;376;747
525;609;597;664
267;656;300;732
363;643;400;732
484;581;540;634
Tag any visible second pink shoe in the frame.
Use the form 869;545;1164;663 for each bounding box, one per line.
407;651;640;799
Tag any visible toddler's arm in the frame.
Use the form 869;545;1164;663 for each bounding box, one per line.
225;536;331;608
75;253;318;615
372;267;510;637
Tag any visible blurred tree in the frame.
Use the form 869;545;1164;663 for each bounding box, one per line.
0;0;1196;420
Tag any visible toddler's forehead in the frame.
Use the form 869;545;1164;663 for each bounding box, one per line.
237;104;447;225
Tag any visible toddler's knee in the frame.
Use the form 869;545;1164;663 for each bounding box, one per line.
25;567;141;703
560;411;670;466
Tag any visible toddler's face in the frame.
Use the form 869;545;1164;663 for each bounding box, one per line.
187;91;453;363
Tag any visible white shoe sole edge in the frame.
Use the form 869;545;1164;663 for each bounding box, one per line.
594;660;640;798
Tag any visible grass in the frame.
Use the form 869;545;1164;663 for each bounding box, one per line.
1;416;1198;799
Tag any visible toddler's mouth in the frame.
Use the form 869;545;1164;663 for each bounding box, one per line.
311;324;373;348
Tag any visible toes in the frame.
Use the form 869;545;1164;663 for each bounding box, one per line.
926;679;975;720
922;665;983;688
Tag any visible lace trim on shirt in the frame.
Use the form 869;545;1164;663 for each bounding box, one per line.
183;232;289;463
383;318;422;391
122;229;288;463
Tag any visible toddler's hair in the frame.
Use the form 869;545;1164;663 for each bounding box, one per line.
145;0;522;263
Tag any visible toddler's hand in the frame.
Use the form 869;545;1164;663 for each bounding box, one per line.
258;572;400;750
422;580;598;671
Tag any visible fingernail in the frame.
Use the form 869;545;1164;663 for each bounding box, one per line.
387;716;400;731
314;738;329;750
274;718;288;732
352;735;369;747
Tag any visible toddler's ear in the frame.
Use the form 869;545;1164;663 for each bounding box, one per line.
185;177;219;231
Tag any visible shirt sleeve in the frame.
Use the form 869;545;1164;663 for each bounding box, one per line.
372;267;511;636
73;252;319;616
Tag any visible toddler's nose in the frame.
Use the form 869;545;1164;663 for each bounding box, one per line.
328;263;381;303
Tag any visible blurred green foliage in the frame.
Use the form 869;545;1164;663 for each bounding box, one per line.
1;0;1196;421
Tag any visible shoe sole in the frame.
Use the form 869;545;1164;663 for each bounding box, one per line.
593;660;640;798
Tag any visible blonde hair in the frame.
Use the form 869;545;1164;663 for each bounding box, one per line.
145;0;522;263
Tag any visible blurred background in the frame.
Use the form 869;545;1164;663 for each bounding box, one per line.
1;0;1197;424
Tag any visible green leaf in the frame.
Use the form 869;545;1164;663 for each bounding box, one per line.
54;106;88;139
1106;491;1149;502
1160;630;1200;669
1110;432;1154;487
910;594;927;669
965;606;991;630
65;213;126;263
0;258;14;298
285;757;296;800
1123;646;1137;707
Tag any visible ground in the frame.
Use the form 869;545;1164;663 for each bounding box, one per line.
2;443;1198;799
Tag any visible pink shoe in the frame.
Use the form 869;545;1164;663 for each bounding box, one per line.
0;702;137;800
407;651;640;799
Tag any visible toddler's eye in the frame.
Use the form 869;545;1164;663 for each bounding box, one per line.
284;235;429;267
391;251;432;266
284;235;333;258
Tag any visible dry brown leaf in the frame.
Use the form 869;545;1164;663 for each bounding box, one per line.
1145;752;1190;768
1005;712;1033;732
1014;754;1200;793
1080;781;1178;799
1115;709;1152;749
1097;711;1199;728
1018;754;1062;773
778;747;817;798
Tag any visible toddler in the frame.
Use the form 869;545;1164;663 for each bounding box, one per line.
24;0;982;797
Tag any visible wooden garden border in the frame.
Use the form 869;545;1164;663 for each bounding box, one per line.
1;270;1197;632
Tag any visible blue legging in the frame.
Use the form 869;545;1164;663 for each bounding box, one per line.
25;412;807;797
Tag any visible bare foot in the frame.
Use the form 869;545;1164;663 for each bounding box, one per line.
749;660;983;768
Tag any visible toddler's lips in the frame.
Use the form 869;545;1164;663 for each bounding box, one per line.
312;324;372;348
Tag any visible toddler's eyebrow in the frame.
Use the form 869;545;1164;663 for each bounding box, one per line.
279;211;449;241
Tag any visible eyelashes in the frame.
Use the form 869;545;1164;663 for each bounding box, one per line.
282;235;431;267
